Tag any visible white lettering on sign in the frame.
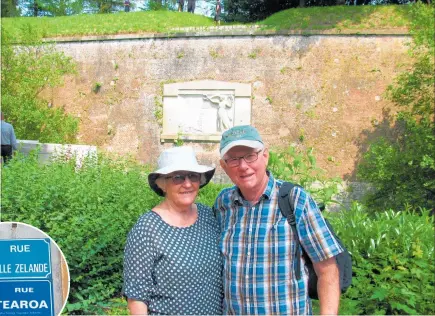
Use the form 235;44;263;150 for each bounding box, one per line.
9;245;31;253
14;287;34;293
0;300;49;309
14;263;48;273
0;264;12;273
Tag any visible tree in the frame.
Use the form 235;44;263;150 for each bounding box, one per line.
17;0;83;16
224;0;299;22
357;2;435;212
1;0;20;16
85;0;124;13
141;0;177;10
1;26;79;143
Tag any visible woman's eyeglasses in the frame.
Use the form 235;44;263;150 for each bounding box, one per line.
165;173;201;185
224;150;263;168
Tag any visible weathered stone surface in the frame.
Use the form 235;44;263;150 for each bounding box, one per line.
44;34;411;181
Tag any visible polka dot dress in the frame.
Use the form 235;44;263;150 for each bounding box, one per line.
123;203;223;315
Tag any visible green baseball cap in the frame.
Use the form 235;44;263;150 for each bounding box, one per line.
220;125;264;158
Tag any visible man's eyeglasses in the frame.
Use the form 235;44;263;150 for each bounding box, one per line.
165;173;201;185
224;150;263;168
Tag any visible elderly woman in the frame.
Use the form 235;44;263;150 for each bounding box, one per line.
123;146;222;315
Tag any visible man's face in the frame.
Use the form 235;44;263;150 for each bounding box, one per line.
220;146;269;196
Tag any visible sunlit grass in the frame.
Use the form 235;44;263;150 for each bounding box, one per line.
258;5;412;32
2;11;215;41
1;5;413;42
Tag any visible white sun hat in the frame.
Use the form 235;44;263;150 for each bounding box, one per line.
148;146;215;196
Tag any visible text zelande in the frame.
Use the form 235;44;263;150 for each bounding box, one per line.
0;264;49;274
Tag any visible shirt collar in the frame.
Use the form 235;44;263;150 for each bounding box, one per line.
230;170;275;205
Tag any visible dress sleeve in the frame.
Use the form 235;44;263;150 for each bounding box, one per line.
292;187;343;263
123;214;156;304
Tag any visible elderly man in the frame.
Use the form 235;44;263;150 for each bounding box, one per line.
1;112;18;164
214;125;343;315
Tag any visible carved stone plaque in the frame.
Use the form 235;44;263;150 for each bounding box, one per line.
161;80;251;142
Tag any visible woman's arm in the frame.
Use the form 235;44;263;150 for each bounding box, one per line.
127;298;148;315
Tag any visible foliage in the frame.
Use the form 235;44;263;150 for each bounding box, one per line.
0;150;161;314
326;203;435;315
2;149;434;314
268;146;342;207
357;2;435;212
196;181;230;205
1;26;78;143
92;82;102;93
224;0;412;23
87;0;125;14
19;0;85;16
142;0;177;11
1;0;20;16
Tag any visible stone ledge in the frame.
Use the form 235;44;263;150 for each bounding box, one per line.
43;26;410;43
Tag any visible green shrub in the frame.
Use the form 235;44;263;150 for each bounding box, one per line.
268;146;342;207
357;2;435;212
1;26;78;143
1;151;161;314
326;203;435;315
4;148;433;315
0;149;228;314
197;181;231;206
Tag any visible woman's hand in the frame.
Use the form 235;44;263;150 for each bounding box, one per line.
127;298;148;315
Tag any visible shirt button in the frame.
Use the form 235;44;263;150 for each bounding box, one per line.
247;251;251;255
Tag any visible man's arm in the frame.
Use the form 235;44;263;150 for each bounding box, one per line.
10;125;18;151
127;298;148;315
313;257;340;315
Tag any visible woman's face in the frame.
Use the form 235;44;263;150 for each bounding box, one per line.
162;171;201;208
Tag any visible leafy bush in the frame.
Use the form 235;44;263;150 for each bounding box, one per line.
3;148;433;315
357;2;435;212
1;25;78;143
1;151;160;314
268;146;342;207
326;204;435;315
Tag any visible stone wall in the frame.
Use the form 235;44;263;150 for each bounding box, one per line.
17;140;97;166
42;33;411;181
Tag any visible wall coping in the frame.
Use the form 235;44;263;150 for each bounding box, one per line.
43;25;410;43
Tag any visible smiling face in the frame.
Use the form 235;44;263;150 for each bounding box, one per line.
220;146;269;201
159;171;200;209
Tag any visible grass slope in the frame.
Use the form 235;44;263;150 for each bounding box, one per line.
1;5;412;42
1;11;215;40
260;5;411;32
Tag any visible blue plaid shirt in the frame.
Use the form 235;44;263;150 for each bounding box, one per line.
214;172;343;315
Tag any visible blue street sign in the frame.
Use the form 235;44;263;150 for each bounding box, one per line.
0;279;54;316
0;239;52;279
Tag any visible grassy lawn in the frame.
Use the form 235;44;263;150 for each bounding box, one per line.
1;11;215;41
259;5;411;32
1;5;412;42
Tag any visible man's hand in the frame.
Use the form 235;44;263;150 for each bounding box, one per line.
313;257;340;315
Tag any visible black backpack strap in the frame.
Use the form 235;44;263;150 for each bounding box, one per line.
278;182;303;280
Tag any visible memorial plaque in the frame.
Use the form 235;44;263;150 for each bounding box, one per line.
0;239;52;279
161;80;252;142
0;279;54;316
